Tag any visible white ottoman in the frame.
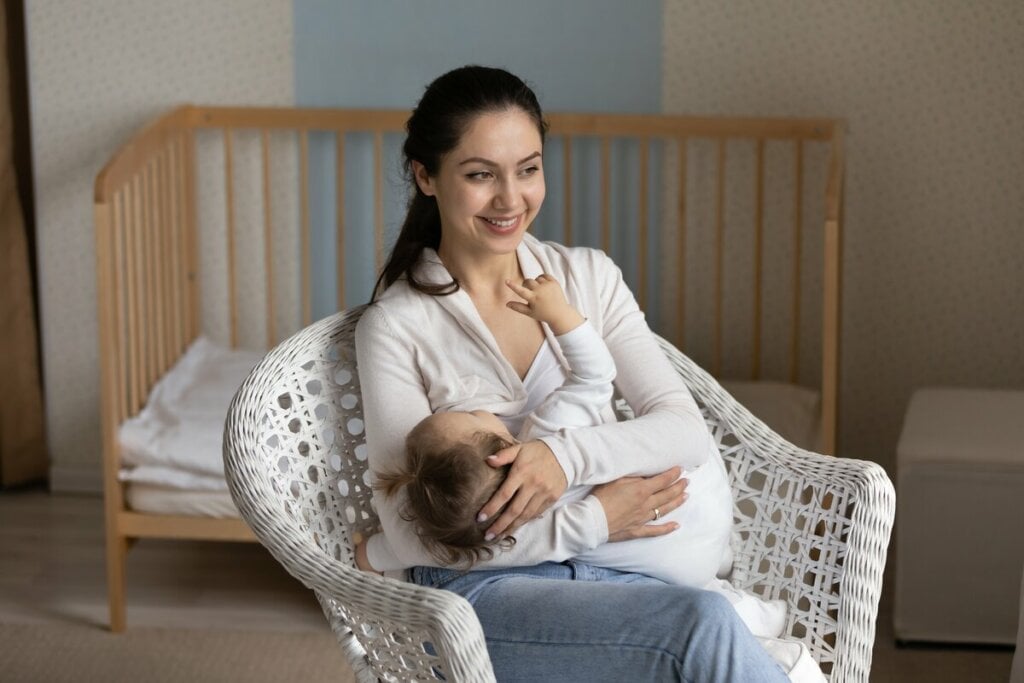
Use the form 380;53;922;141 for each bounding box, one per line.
894;387;1024;644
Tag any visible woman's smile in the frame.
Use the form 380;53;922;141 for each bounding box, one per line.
478;213;524;234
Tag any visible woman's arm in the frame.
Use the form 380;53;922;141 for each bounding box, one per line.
540;251;713;487
356;304;609;571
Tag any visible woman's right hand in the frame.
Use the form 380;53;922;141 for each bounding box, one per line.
591;467;688;542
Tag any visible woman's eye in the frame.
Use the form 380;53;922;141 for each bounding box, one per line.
519;165;541;177
466;171;493;181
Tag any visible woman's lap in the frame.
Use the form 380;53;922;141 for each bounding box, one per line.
410;561;788;683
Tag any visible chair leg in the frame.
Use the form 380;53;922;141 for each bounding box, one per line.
106;524;128;632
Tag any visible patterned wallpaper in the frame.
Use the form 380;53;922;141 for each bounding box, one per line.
27;0;294;489
662;0;1024;469
26;0;1023;488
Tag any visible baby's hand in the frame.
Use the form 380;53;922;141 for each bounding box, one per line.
506;274;585;336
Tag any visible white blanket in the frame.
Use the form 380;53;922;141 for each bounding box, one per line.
119;337;264;483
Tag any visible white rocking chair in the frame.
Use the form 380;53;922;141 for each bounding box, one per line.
223;306;895;682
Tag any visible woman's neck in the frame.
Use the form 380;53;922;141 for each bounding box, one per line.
437;246;521;300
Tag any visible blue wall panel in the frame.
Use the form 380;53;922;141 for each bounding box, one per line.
294;0;662;316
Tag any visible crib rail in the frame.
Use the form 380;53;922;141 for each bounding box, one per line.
95;105;843;456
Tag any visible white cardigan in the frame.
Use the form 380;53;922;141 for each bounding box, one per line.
356;234;713;572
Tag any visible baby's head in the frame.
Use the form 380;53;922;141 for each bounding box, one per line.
376;410;517;567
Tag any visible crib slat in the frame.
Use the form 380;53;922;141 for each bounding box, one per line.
158;148;172;374
173;133;187;355
821;128;845;455
791;139;804;384
261;130;276;347
676;138;688;348
153;154;168;377
601;137;611;254
223;129;238;348
374;130;384;274
713;139;726;377
168;134;183;358
562;135;573;246
111;192;127;423
336;133;346;310
752;139;765;380
166;139;178;360
183;130;200;343
129;174;144;413
142;162;158;397
638;137;649;312
823;215;840;456
137;163;150;395
300;130;311;327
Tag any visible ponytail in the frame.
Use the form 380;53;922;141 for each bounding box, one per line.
371;191;458;301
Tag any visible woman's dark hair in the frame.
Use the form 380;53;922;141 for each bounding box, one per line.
371;65;548;300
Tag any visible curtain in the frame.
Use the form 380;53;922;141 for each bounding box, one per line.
0;2;46;486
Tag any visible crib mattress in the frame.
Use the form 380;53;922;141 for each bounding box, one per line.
719;380;822;453
125;483;240;518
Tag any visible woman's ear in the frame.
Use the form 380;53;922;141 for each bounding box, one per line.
412;161;435;197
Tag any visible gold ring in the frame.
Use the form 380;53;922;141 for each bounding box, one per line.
653;507;661;521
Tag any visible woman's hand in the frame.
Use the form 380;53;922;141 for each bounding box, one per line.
591;467;688;542
478;440;568;540
354;538;383;575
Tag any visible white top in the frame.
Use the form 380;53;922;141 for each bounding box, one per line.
500;339;565;436
356;234;715;572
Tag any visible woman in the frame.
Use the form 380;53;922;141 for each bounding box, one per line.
354;65;789;682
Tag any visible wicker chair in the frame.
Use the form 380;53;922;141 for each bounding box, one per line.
223;306;895;683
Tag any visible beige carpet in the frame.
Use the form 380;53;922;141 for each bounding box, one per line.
0;621;354;683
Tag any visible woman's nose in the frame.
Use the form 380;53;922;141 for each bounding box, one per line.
492;178;519;210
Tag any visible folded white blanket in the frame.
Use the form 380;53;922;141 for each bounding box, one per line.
702;579;826;682
758;636;828;683
119;337;264;480
704;578;788;638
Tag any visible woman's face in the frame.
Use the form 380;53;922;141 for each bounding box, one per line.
415;108;545;261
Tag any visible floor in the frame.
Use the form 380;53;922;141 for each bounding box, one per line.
0;489;326;632
0;487;1016;681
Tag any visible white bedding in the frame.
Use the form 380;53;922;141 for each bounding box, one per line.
118;337;264;488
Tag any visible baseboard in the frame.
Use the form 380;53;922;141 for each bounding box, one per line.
49;463;103;494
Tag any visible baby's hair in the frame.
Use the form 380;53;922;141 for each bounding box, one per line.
375;417;516;568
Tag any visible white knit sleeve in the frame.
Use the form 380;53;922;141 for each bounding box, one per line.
518;320;616;441
539;252;712;486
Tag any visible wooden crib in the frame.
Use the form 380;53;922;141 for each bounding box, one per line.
93;105;844;631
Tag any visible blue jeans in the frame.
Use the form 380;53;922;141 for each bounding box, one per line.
411;561;789;682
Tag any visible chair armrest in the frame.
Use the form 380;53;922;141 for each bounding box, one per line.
655;336;895;682
228;485;496;683
223;327;496;683
725;430;894;683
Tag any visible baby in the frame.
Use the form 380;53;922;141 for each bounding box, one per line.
377;273;737;584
